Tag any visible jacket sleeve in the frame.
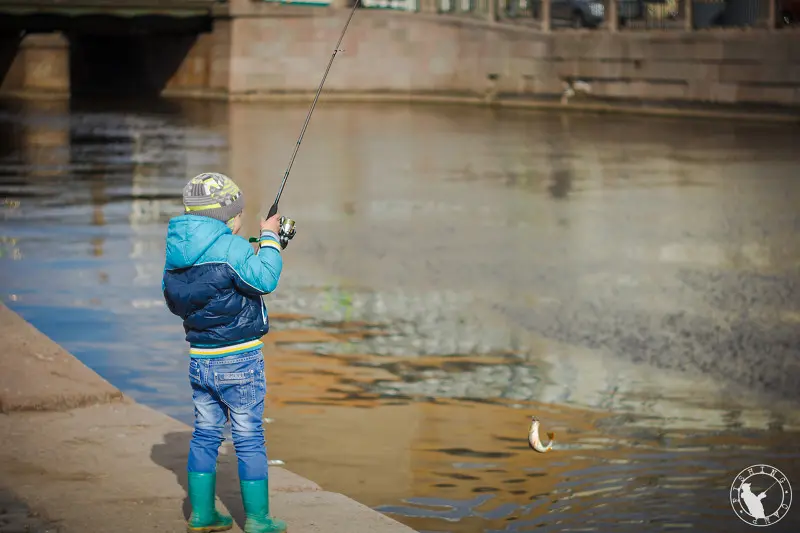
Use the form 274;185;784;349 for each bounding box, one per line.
229;230;283;296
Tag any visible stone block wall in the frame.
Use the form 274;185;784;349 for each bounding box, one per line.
166;20;232;95
217;10;800;107
0;33;69;95
2;9;798;109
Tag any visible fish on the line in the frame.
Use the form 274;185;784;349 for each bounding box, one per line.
528;415;555;453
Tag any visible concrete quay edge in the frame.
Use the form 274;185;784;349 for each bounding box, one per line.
0;302;418;533
0;88;798;125
163;88;800;125
0;302;124;413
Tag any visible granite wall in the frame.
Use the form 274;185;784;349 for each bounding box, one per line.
3;9;799;109
215;10;800;106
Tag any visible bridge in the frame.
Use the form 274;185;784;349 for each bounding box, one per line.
0;0;226;97
0;0;220;32
0;0;797;110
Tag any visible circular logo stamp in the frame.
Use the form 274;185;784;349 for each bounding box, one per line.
731;464;792;527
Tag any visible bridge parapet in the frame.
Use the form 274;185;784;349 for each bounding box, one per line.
0;0;219;17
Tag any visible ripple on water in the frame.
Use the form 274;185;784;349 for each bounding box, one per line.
1;101;799;533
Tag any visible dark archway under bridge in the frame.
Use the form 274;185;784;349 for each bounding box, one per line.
0;0;218;98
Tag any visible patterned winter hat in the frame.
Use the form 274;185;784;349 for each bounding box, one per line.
182;172;244;223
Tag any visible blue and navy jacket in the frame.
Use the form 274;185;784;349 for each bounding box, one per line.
162;215;283;358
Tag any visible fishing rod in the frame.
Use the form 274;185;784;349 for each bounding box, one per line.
251;0;362;249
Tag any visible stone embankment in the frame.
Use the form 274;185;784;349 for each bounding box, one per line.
0;302;416;533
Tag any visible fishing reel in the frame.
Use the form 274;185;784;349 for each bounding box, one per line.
278;216;296;249
248;216;296;249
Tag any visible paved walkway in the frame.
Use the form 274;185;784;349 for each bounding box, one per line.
0;303;416;533
0;487;59;533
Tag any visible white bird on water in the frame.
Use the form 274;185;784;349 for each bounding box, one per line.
528;416;555;453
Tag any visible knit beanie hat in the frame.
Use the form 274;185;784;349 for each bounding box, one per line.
182;172;244;224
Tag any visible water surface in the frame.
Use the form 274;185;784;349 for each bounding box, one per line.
1;98;799;532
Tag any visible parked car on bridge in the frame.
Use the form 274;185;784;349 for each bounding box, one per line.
539;0;677;29
549;0;608;27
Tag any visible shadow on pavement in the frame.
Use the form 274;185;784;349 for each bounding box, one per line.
150;431;247;530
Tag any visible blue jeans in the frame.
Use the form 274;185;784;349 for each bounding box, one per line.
187;349;268;481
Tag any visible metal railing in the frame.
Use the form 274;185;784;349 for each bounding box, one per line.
618;0;684;30
436;0;496;15
360;0;419;10
500;0;544;25
361;0;791;30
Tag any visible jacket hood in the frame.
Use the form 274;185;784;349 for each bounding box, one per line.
164;215;231;269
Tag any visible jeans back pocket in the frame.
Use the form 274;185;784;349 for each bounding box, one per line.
214;369;257;411
189;359;202;384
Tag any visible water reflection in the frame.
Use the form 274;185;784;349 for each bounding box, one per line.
0;100;799;533
262;321;798;533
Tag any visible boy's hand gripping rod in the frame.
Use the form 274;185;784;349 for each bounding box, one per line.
250;0;362;249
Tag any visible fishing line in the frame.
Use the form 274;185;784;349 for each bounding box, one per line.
265;0;362;221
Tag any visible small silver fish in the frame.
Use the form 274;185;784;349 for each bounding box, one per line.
528;416;555;453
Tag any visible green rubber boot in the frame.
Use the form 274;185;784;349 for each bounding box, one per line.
187;472;234;533
240;479;287;533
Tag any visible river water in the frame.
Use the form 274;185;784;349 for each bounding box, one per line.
1;98;799;532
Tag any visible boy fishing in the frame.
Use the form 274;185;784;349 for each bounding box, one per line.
162;172;287;533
